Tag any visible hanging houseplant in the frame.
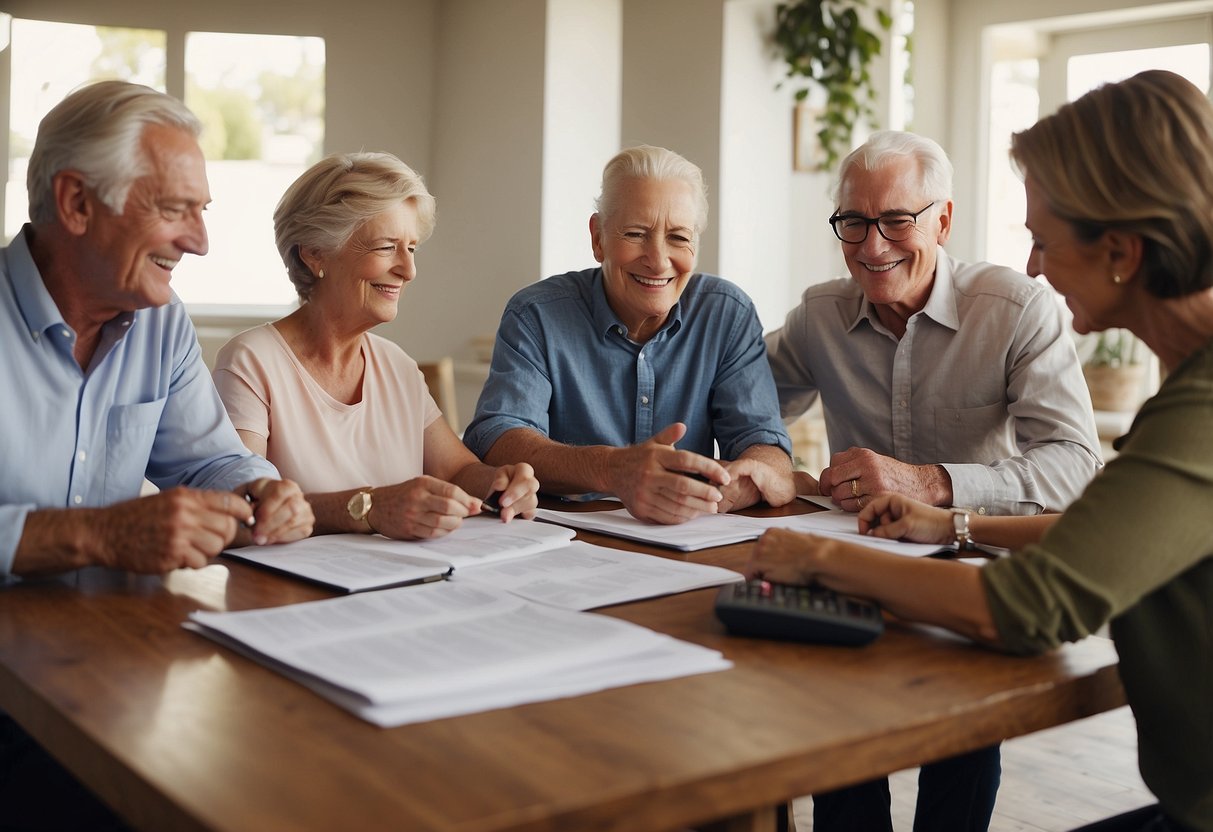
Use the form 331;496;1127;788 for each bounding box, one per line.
774;0;893;172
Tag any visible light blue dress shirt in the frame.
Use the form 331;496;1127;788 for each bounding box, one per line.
0;227;278;576
464;268;791;488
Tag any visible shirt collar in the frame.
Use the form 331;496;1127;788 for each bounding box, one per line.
7;225;68;340
7;224;138;342
590;267;685;341
848;245;958;334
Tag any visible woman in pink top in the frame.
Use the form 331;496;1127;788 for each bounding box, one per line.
214;153;538;539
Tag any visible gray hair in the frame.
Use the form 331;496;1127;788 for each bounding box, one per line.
27;80;201;225
833;130;954;206
594;145;709;235
273;152;437;302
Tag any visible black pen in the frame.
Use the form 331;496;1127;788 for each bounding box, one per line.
242;491;257;528
481;490;504;515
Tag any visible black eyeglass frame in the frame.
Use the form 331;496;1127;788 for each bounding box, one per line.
827;201;937;244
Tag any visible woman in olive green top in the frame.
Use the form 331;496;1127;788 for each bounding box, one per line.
745;69;1213;832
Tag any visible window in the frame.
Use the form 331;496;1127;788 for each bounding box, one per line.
3;16;324;316
984;15;1211;276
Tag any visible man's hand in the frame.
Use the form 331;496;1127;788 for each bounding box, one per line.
717;454;796;514
366;476;481;540
607;423;729;524
92;487;257;574
484;463;540;522
237;478;314;545
818;447;952;512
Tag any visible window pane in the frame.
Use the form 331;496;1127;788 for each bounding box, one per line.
5;18;165;240
1068;43;1209;99
174;32;325;312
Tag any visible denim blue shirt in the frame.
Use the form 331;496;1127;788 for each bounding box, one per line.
0;227;278;576
464;268;791;477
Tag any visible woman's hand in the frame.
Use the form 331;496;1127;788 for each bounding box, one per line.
486;463;539;521
369;476;480;540
743;528;832;584
857;493;953;544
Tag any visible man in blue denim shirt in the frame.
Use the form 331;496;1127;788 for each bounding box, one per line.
464;146;794;524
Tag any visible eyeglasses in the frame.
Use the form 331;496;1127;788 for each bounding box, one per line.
828;202;936;244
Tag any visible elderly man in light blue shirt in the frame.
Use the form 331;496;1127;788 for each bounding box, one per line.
1;79;314;832
1;81;313;580
465;145;794;524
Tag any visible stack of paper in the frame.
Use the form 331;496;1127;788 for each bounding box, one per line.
534;506;947;557
224;518;577;593
186;582;730;727
224;517;743;607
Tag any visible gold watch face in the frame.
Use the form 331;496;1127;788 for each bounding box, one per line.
347;490;373;520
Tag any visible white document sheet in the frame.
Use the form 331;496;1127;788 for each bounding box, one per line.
452;540;743;609
222;516;576;593
533;507;772;551
185;582;730;727
534;506;948;558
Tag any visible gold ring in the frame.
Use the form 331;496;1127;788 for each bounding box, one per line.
850;479;860;498
857;494;866;509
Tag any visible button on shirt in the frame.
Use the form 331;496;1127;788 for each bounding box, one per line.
463;268;791;480
766;248;1102;515
0;227;277;576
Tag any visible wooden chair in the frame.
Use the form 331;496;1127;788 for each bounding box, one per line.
418;357;459;431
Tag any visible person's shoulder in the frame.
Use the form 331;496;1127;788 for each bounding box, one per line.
949;255;1046;308
214;323;279;369
506;268;595;310
684;273;757;311
363;330;416;368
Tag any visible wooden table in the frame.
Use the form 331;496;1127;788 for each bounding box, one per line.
0;510;1126;832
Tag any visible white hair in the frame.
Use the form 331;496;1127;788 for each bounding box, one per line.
833;130;954;206
27;80;201;224
595;145;709;235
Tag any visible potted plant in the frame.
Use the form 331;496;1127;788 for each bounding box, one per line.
773;0;893;172
1083;329;1146;412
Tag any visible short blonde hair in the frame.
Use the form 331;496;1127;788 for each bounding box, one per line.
274;152;436;301
594;145;709;235
1010;70;1213;299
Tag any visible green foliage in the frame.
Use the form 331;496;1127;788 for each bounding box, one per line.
1088;329;1142;367
187;83;262;161
774;0;893;172
90;27;165;85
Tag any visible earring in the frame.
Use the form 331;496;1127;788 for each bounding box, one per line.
318;268;325;279
1112;274;1122;284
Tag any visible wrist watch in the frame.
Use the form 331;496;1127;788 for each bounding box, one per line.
950;508;975;552
347;488;376;532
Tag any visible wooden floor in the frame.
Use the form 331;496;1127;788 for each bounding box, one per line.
793;705;1152;831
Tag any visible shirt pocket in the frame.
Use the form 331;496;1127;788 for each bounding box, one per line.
104;398;167;503
934;401;1011;462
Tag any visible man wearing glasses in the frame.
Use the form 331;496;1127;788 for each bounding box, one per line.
765;131;1101;832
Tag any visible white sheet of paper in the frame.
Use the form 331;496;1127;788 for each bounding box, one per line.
452;540;743;609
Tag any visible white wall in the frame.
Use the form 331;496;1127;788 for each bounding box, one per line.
540;0;622;280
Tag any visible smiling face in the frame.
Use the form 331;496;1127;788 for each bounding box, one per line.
590;176;698;342
836;156;951;322
84;123;210;312
1024;176;1122;335
309;200;421;331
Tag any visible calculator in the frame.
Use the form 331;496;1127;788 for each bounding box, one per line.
714;580;884;646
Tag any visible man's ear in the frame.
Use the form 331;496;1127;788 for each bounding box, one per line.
934;199;954;246
1103;229;1144;284
589;213;605;264
52;170;92;236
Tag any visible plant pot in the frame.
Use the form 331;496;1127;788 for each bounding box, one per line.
1083;364;1145;412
